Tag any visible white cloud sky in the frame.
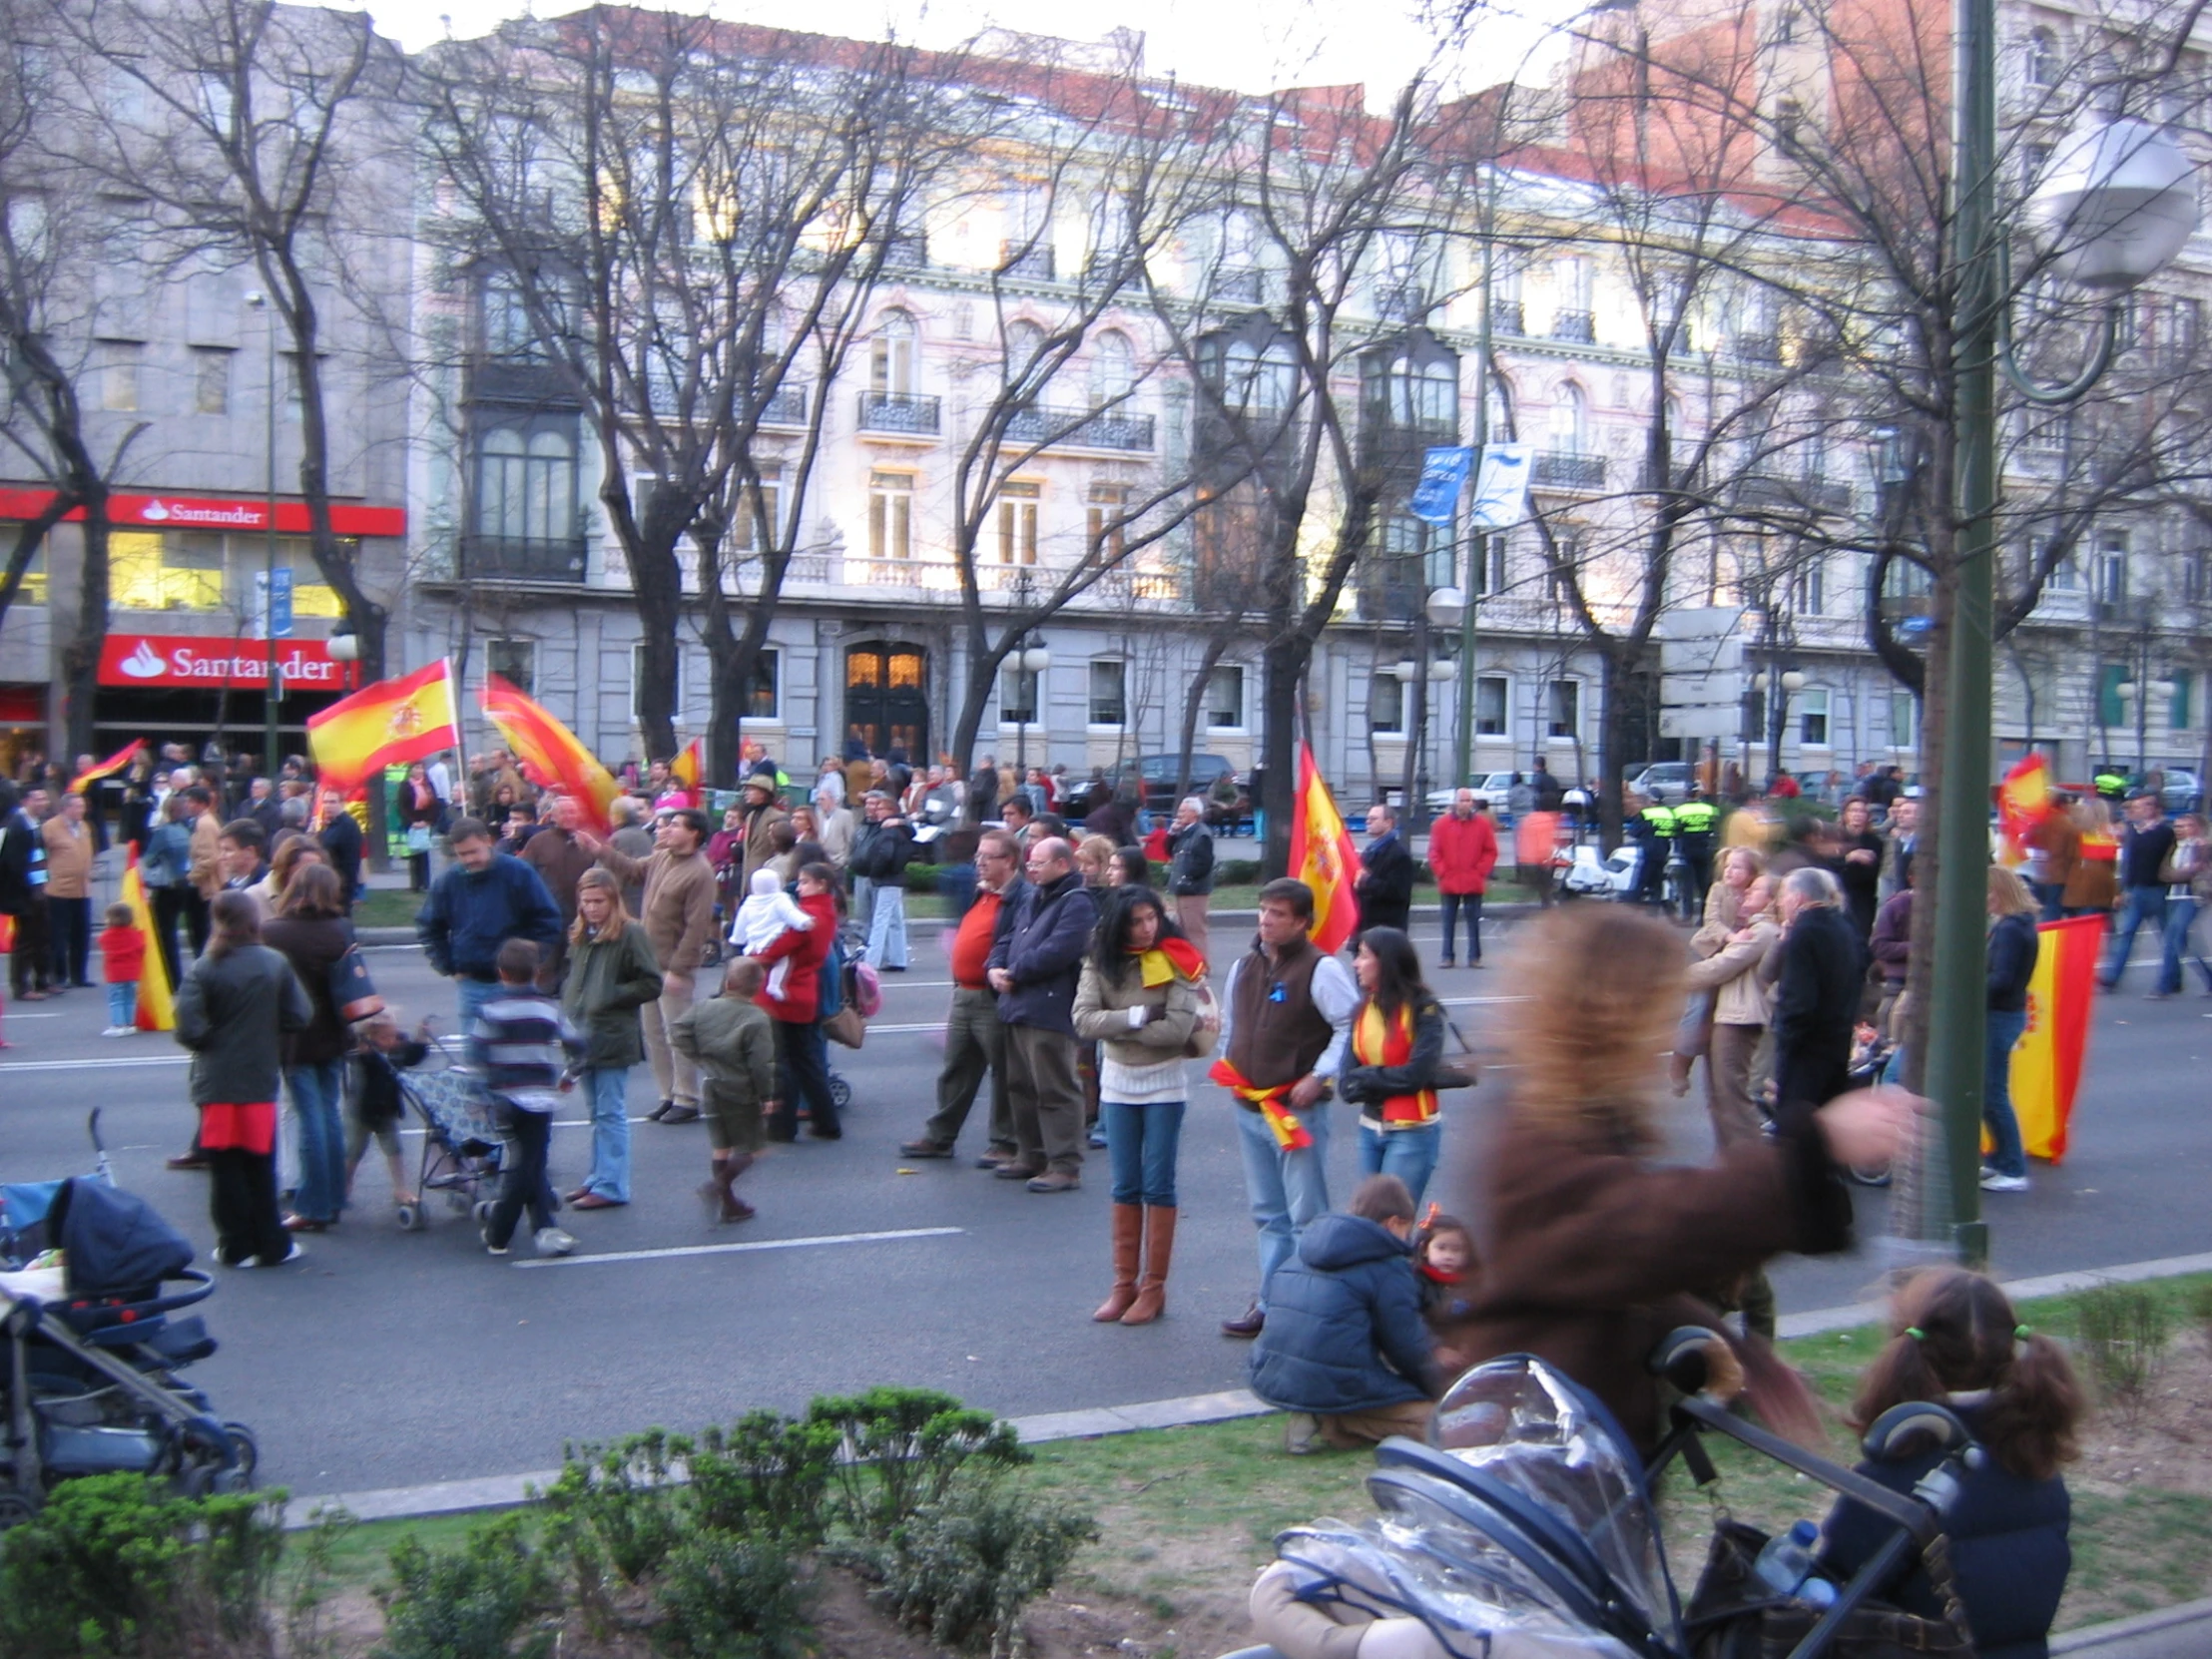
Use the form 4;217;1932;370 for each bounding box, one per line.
329;0;1577;99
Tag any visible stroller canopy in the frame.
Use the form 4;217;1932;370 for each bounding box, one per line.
57;1179;195;1296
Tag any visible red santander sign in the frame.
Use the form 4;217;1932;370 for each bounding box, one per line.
98;633;360;692
0;489;404;538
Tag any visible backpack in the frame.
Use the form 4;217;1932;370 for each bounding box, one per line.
847;956;881;1018
817;933;845;1019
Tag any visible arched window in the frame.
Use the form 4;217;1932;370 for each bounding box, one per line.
1091;330;1135;404
1005;318;1046;386
1547;383;1587;453
2026;27;2059;89
870;309;916;394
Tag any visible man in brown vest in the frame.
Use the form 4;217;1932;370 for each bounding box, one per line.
1216;877;1358;1338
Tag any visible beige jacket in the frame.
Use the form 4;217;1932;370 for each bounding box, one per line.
40;817;94;899
1684;915;1780;1027
1691;880;1748;958
597;843;717;979
188;813;223;899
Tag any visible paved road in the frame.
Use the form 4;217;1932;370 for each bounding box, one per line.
3;909;2206;1498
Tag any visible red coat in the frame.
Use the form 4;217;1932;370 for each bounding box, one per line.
1426;811;1499;895
755;889;837;1024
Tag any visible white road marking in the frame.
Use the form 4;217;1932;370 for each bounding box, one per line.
0;1054;189;1071
510;1224;964;1269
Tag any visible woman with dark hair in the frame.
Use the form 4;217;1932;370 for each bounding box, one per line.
1339;925;1451;1206
397;762;440;892
262;863;356;1233
1112;845;1149;889
560;866;663;1210
1071;885;1211;1325
175;889;312;1267
756;861;842;1141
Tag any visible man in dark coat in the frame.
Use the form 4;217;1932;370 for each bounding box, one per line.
1771;865;1868;1114
315;788;364;907
986;835;1097;1192
1250;1174;1439;1451
1355;803;1415;939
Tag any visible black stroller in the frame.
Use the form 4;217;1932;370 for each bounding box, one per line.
383;1034;509;1233
0;1163;253;1525
1229;1334;1983;1659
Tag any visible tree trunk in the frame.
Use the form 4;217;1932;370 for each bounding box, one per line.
60;492;112;762
1597;646;1632;849
1177;633;1231;806
1260;632;1307;880
625;510;687;763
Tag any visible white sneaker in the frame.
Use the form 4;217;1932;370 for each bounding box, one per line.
1979;1170;2030;1193
534;1226;576;1257
254;1241;306;1266
100;1025;126;1037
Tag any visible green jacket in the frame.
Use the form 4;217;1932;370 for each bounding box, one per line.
561;923;664;1070
671;993;778;1103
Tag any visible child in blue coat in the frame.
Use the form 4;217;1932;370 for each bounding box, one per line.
1822;1268;2084;1659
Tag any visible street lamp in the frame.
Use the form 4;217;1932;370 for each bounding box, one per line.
1013;636;1049;780
1397;585;1464;830
1934;74;2196;1262
326;625;359;663
245;290;280;783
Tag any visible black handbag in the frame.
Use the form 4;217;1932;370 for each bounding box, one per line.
1685;1519;1975;1659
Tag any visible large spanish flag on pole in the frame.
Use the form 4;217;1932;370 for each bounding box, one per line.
669;737;703;799
1288;741;1363;955
308;660;461;796
122;851;174;1034
2008;914;2102;1163
70;739;145;795
1996;752;2053;863
479;673;622;835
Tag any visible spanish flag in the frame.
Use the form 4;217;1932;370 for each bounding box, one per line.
2008;914;2102;1163
479;673;622;835
69;739;144;795
1208;1057;1316;1151
122;851;174;1034
670;738;703;797
1997;753;2054;862
1288;741;1362;955
307;660;461;796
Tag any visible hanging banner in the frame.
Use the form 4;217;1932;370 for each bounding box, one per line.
1467;443;1533;529
1407;446;1474;526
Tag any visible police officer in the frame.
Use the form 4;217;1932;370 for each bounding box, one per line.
1628;791;1677;907
2093;767;2128;803
1671;786;1718;915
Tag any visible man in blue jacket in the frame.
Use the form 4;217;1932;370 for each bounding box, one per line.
416;817;564;1029
986;835;1097;1193
1250;1174;1440;1453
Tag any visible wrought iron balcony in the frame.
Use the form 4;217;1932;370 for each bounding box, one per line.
1004;404;1155;451
1734;332;1784;365
880;233;929;274
1532;450;1606;491
757;385;808;427
460;535;588;584
1490;299;1525;336
1374;281;1429;323
1550;308;1596;343
1216;267;1267;304
1736;473;1853;515
856;391;941;435
999;243;1056;281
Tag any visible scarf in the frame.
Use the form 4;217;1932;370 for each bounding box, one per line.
1207;1055;1314;1150
1132;936;1207;988
1353;1000;1439;1127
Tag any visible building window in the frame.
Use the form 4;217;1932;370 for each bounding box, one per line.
2097;663;2127;727
2026;26;2059;89
2096;533;2127;605
2049;551;2078;589
1773;5;1798;44
1475;675;1507;736
1547;383;1587;452
999;664;1039;726
1087;482;1129;562
1774;98;1804;149
1547;679;1580;740
1799;688;1830;746
868;470;913;562
489;638;537;698
1087;659;1126;727
747;649;780;721
97;340;142;411
997;479;1040;565
1473;532;1507;596
481;274;540;360
476;421;577;546
1792;558;1825;615
192;346;231;415
1546;534;1577;602
1370;674;1404;736
1888;690;1918;751
2186;551;2210;604
731;465;783;555
1204;665;1245;729
1091;330;1136;404
869;309;916;395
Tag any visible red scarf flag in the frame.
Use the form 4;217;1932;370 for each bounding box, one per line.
307;659;461;796
1288;742;1363;955
1997;753;2054;861
670;738;703;796
1207;1056;1316;1151
69;739;145;795
478;673;622;835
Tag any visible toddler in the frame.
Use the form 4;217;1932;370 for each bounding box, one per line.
729;865;813;998
99;902;145;1036
1415;1212;1478;1378
349;1010;426;1211
671;956;778;1224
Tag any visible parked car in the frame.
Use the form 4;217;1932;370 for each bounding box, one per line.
2160;768;2203;815
1105;754;1249;827
1625;762;1693;805
1423;770;1519;815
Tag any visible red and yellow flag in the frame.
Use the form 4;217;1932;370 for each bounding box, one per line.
2008;914;2102;1163
479;673;621;835
1208;1057;1316;1151
69;739;145;795
669;738;703;797
1288;742;1362;955
122;851;175;1034
1997;753;2054;862
308;660;460;796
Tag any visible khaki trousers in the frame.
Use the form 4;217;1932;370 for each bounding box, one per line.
1706;1022;1767;1149
1319;1399;1433;1448
1175;893;1212;963
641;975;700;1108
923;985;1012;1151
1004;1022;1084;1175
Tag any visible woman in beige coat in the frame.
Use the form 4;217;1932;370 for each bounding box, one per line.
1686;872;1783;1148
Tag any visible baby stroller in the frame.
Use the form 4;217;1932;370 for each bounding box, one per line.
390;1035;509;1233
1230;1333;1983;1659
0;1144;254;1524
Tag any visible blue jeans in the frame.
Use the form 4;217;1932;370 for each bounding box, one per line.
2103;886;2167;987
1983;1006;2028;1179
2031;881;2066;923
866;885;909;969
286;1059;348;1223
580;1067;631;1202
2159;893;2208;994
455;976;500;1032
1103;1100;1185;1207
1438;891;1483;962
106;983;137;1028
1358;1121;1441;1208
1234;1102;1332;1310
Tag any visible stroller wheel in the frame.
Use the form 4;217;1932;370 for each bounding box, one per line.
829;1074;852;1111
395;1203;423;1232
221;1423;260;1489
472;1200;493;1226
0;1491;35;1531
1848;1163;1894;1188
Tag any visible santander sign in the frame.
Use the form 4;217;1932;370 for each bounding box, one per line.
98;633;358;691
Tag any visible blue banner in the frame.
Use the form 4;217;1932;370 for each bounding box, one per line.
1407;445;1474;525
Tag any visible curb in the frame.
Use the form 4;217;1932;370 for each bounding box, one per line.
2051;1597;2212;1657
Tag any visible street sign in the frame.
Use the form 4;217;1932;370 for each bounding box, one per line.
1468;443;1532;528
1658;606;1747;736
1663;670;1745;708
1408;446;1474;525
1659;636;1745;676
252;568;294;641
1660;705;1743;740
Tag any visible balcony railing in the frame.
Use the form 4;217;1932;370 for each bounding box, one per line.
467;358;580;408
1005;404;1156;451
1375;281;1429;322
999;243;1056;281
1532;450;1606;491
461;535;588;584
880;233;929;274
1490;299;1525;336
757;385;808;427
1733;332;1784;365
1216;267;1267;304
1736;473;1854;515
1094;566;1187;606
1550;308;1596;343
856;391;941;435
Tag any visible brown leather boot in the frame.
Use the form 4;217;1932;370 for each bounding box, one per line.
720;1153;757;1223
1121;1205;1176;1325
1093;1203;1142;1321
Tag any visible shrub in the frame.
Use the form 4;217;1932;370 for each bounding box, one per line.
2074;1282;2171;1411
376;1511;559;1659
539;1430;687;1585
871;1484;1097;1658
1218;858;1262;885
2189;1280;2212;1348
0;1472;284;1659
688;1410;841;1545
810;1386;1029;1541
651;1534;812;1659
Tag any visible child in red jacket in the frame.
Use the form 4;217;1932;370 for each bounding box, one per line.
100;902;147;1036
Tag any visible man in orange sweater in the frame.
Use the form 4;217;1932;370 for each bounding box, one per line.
1426;790;1499;968
900;829;1025;1166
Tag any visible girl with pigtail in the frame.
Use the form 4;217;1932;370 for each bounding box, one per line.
1822;1268;2085;1659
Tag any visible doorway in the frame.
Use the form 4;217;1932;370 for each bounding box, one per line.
844;642;929;762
